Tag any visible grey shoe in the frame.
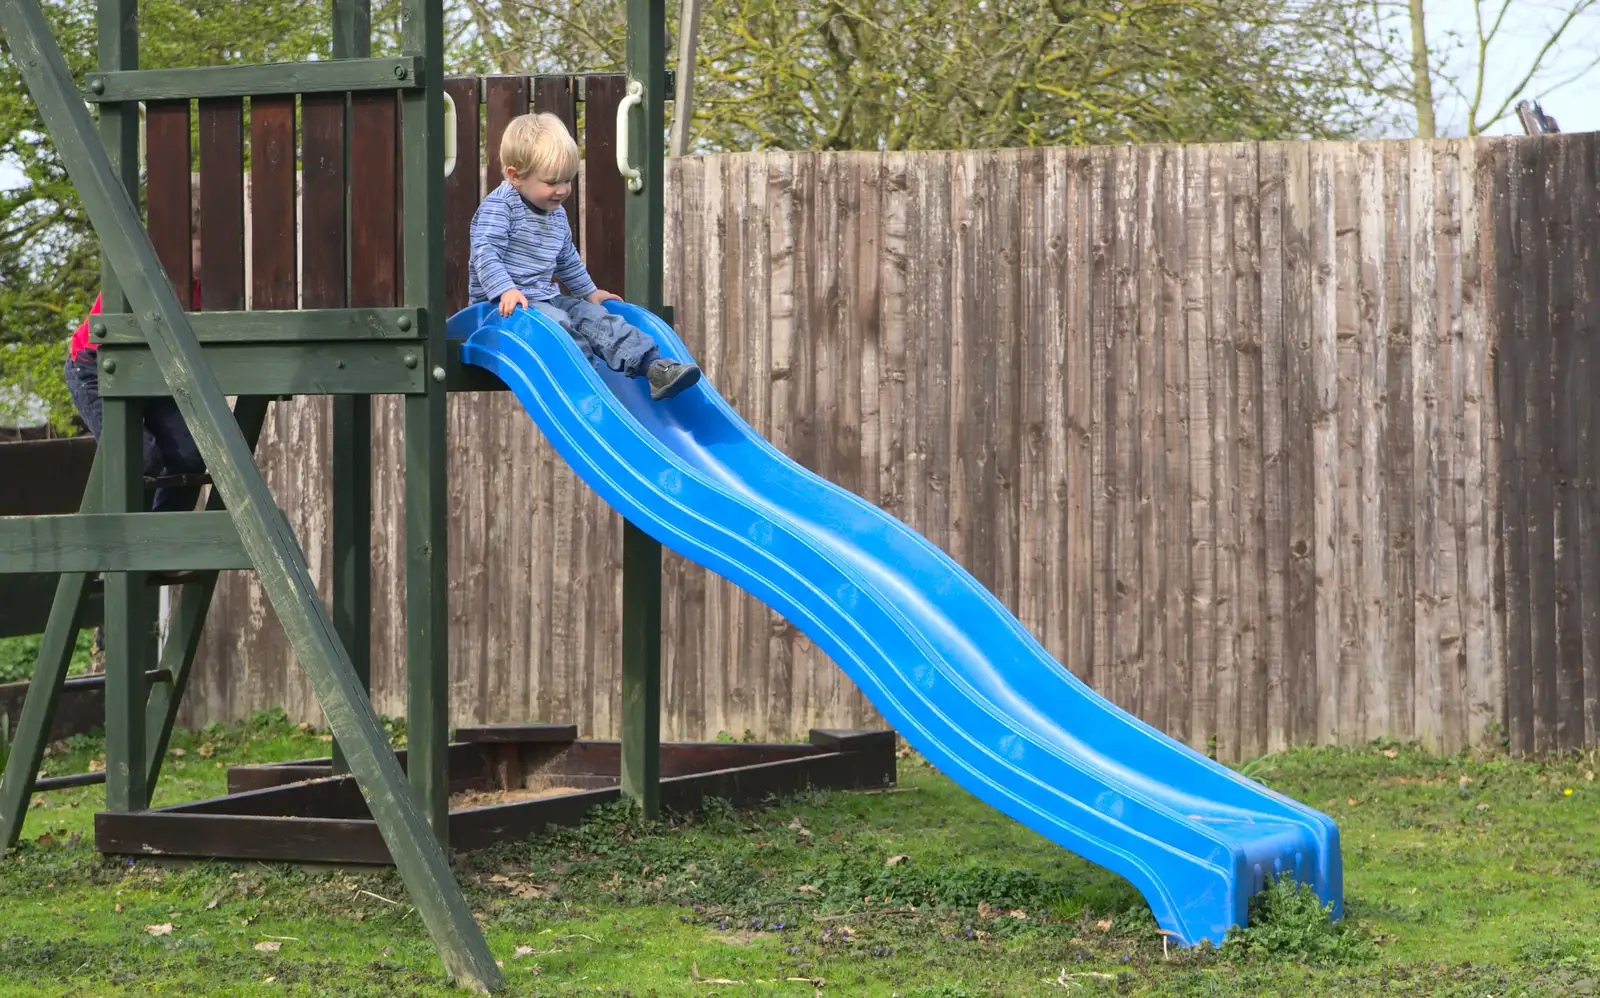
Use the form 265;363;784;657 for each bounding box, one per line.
646;359;701;401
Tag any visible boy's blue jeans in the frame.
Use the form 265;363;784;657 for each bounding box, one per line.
64;353;205;514
533;294;660;378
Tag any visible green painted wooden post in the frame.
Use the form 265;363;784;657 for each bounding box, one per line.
102;397;152;812
620;0;667;818
330;0;372;778
0;456;102;849
97;0;149;815
401;0;452;842
143;396;273;797
0;3;500;987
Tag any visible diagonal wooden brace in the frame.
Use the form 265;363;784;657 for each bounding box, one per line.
0;2;500;990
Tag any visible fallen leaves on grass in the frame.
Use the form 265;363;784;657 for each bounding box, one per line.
253;941;282;953
514;946;535;958
145;923;173;936
691;962;744;984
1049;968;1116;988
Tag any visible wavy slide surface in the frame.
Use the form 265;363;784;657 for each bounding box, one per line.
447;300;1342;946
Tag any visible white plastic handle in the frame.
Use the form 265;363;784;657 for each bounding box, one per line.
615;79;644;193
442;90;457;178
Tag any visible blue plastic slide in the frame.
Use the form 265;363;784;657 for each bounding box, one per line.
447;300;1342;946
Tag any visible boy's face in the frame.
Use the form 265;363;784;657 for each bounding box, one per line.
507;167;572;212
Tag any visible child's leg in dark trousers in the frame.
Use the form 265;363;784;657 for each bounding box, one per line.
539;295;660;377
63;354;205;513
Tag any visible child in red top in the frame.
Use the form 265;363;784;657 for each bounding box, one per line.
64;253;207;514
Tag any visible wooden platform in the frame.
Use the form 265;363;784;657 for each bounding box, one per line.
94;726;897;864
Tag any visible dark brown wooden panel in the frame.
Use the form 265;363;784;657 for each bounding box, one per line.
483;75;529;194
96;812;392;865
144;99;192;301
582;74;627;295
443;77;481;313
350;92;399;307
533;75;578;240
300;93;347;310
198;98;246;311
1549;135;1584;751
1495;139;1535;755
1577;132;1600;749
249;96;298;310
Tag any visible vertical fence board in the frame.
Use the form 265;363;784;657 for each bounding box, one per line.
1258;143;1290;753
1310;143;1341;745
1380;142;1417;744
249;96;298;311
533;76;578;241
1227;144;1264;759
1280;142;1317;748
442;78;481;314
483;76;529;194
1208;145;1240;760
198;99;245;311
1525;140;1559;754
1059;152;1094;693
582;76;627;294
1575;133;1600;746
300;94;346;311
1181;144;1215;752
1158;147;1192;743
144;100;192;300
1410;140;1444;748
350;94;399;309
1135;146;1167;732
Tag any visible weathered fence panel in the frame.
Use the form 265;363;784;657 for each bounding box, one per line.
169;124;1599;761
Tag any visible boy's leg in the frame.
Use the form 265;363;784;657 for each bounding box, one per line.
67;354;163;492
531;299;598;366
548;295;659;378
64;354;105;439
142;398;205;513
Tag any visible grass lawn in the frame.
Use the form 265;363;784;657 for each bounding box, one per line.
1;712;1598;996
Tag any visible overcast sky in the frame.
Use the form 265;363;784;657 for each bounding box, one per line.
1;0;1595;193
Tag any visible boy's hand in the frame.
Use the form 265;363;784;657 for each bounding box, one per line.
498;289;528;316
586;289;622;305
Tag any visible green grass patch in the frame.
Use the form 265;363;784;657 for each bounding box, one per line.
0;722;1598;996
0;630;97;684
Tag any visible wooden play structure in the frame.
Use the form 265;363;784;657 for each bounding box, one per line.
0;0;893;988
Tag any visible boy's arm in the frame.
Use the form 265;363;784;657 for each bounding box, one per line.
469;197;519;301
554;226;598;299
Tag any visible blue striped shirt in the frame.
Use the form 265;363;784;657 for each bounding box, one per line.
467;181;597;304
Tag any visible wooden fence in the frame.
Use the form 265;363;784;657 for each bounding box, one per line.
172;101;1599;761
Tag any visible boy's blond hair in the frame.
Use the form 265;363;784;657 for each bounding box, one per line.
499;112;579;181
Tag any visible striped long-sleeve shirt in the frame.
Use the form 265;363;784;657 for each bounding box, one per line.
467;181;597;304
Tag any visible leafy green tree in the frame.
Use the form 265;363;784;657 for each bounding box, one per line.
462;0;1405;152
0;0;331;430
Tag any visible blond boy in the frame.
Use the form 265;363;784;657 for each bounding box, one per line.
468;112;700;401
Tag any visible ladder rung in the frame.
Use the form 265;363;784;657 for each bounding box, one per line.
143;473;212;491
86;571;210;591
59;669;174;693
33;771;107;791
